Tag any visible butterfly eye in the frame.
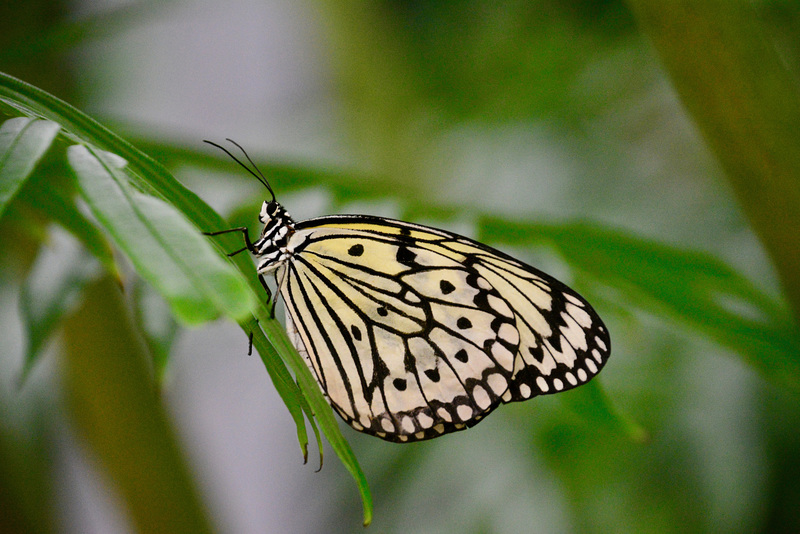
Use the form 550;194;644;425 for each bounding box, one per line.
259;201;281;223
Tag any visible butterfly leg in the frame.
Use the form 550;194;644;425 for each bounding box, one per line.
203;226;255;256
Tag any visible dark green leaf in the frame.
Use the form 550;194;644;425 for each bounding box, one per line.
67;144;253;325
62;276;214;533
0;73;356;503
258;316;374;526
480;218;800;389
627;1;800;325
16;155;119;277
0;117;59;219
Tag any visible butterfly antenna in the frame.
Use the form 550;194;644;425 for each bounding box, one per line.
203;139;276;202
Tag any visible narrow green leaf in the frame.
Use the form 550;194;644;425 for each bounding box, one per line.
19;228;102;383
480;218;800;389
627;0;800;326
67;144;254;325
248;323;312;464
133;279;180;384
62;275;214;533
0;117;60;219
259;315;374;526
559;381;648;443
16;158;120;278
0;72;369;516
0;400;55;534
0;73;353;491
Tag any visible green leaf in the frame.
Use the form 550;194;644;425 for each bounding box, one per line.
62;275;215;533
0;399;55;534
0;72;346;495
19;228;102;383
133;279;180;384
67;144;254;325
627;1;800;325
258;316;374;527
0;117;59;219
480;218;800;389
16;152;120;278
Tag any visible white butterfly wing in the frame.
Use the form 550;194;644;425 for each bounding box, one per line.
280;216;609;442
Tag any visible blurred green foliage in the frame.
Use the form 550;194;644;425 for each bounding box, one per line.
1;0;800;533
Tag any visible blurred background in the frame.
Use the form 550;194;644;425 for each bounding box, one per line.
1;1;799;533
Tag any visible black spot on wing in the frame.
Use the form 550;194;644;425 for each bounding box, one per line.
351;324;362;341
424;368;441;382
439;279;455;294
396;245;416;266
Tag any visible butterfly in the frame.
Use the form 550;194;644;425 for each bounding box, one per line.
205;140;610;443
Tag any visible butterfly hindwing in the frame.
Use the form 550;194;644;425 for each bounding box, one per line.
279;216;609;442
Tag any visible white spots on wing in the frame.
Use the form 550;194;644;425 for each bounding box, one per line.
418;412;434;429
433;424;445;434
487;373;508;396
565;372;577;386
577;368;588;381
381;418;394;432
535;377;548;394
456;404;473;422
415;431;425;440
437;407;452;422
472;385;491;410
501;389;513;402
360;414;371;428
520;383;533;398
586;359;598;374
595;336;607;352
593;349;603;363
351;421;363;431
401;416;415;433
553;378;564;391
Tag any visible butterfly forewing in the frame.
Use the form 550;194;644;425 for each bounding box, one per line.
275;216;609;442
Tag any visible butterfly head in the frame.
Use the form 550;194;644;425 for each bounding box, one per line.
259;198;296;238
253;200;295;272
259;200;291;225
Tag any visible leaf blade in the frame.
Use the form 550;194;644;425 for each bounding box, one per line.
0;117;60;219
480;217;800;389
67;144;254;325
